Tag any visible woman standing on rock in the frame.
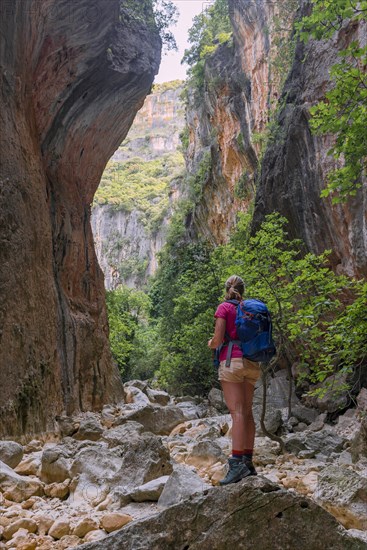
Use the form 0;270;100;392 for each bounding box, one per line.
208;275;261;485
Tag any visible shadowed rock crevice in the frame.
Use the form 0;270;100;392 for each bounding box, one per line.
0;0;161;436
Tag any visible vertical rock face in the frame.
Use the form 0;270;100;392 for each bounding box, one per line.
185;0;366;277
91;83;185;289
233;0;367;277
185;42;256;244
185;0;296;244
0;0;161;436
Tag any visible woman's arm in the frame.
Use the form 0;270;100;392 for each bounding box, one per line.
208;318;226;349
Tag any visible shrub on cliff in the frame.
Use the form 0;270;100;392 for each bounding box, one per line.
182;0;232;96
296;0;367;202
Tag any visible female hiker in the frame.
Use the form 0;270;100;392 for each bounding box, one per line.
208;275;261;485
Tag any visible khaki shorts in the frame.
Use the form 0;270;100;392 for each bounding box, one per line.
218;357;261;385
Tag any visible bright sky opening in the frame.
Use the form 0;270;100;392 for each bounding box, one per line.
155;0;213;83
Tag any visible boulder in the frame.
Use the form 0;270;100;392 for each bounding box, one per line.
72;518;99;538
185;440;226;469
350;416;367;462
158;464;211;508
2;519;37;540
116;404;186;435
55;416;79;437
23;440;43;453
43;478;70;499
130;476;169;502
48;518;71;539
208;388;228;413
15;453;42;476
35;516;54;536
0;441;23;469
73;414;104;441
304;374;350;413
102;422;145;447
115;432;173;486
124;380;148;392
70;433;172;505
174;402;202;421
79;476;365;550
39;446;71;483
0;459;43;502
70;444;124;506
291;404;319;425
100;513;133;533
83;530;107;542
314;465;367;530
124;386;150;406
146;388;170;406
285;428;345;457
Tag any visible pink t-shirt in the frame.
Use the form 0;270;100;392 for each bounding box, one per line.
214;301;243;362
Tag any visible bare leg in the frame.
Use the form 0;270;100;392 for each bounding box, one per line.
221;380;255;451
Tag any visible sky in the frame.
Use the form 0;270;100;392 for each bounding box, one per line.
155;0;213;83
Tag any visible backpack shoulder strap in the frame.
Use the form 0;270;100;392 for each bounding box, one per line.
224;299;240;306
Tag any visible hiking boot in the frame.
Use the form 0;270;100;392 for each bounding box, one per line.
242;456;257;476
219;457;252;486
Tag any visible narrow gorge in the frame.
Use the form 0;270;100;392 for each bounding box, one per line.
1;0;366;548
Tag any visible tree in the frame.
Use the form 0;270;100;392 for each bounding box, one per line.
181;0;232;94
296;0;367;203
120;0;179;52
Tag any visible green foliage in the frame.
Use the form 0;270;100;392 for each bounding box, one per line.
187;151;212;204
234;172;252;200
148;212;366;398
149;240;222;394
296;0;367;202
106;286;150;380
120;0;179;51
179;126;190;153
152;80;184;94
94;152;184;234
267;0;298;94
105;210;366;402
182;0;232;95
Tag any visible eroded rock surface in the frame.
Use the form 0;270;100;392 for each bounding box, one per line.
80;477;365;550
0;381;366;548
0;0;161;436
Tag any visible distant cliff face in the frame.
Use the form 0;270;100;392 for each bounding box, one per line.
0;0;161;435
92;83;185;289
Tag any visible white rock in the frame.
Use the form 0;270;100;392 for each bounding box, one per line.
130;476;169;502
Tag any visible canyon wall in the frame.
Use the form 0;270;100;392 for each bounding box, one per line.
183;0;366;277
92;84;185;289
184;0;297;244
249;1;367;277
0;0;161;436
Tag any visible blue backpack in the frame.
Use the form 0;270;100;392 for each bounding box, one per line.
222;299;276;365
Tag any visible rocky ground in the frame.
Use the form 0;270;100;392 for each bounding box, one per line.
0;376;366;549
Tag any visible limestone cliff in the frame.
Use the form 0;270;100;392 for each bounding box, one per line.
0;0;161;436
184;0;297;244
250;1;367;277
92;83;185;289
183;0;366;277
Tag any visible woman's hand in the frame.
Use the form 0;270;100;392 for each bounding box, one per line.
208;338;213;348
